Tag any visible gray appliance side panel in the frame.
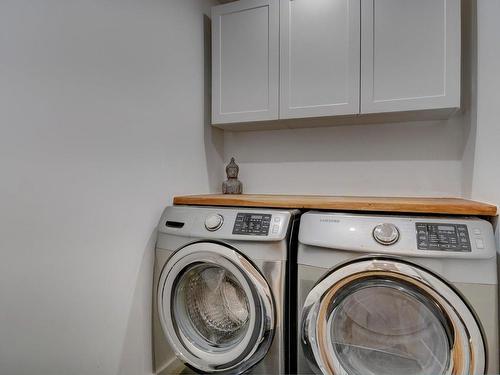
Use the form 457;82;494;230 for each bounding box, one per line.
297;264;326;375
250;259;287;374
454;282;499;375
153;249;176;374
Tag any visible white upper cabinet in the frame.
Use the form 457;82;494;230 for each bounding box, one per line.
360;0;461;114
211;0;461;128
280;0;360;119
212;0;279;124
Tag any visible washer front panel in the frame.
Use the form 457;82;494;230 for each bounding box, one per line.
157;242;275;374
301;257;486;375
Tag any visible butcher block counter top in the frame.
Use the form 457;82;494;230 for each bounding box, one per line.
173;194;497;217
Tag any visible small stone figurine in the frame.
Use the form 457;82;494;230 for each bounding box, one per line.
222;157;243;194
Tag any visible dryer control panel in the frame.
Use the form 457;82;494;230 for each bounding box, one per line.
416;223;471;252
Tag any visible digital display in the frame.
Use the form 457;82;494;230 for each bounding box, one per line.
233;213;272;236
437;225;455;231
416;223;470;252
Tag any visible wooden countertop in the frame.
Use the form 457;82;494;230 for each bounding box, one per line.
173;194;497;216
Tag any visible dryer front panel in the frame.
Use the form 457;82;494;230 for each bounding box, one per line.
301;257;486;375
157;242;275;374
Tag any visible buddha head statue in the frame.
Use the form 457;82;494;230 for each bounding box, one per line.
226;157;239;179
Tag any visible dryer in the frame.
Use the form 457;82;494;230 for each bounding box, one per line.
297;211;498;375
153;206;299;374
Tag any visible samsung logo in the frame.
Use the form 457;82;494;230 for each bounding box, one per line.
319;218;340;223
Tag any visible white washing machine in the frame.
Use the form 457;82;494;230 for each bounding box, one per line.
297;211;499;375
153;206;299;374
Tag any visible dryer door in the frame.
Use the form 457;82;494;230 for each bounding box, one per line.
301;257;486;375
157;242;275;374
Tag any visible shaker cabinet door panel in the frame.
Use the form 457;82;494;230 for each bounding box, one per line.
280;0;361;119
212;0;279;124
361;0;461;113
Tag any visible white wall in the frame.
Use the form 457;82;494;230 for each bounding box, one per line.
471;0;500;248
225;116;466;197
0;1;222;374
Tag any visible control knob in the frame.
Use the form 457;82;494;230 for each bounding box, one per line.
205;214;224;231
373;223;400;245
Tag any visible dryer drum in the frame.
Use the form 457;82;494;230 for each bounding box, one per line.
301;258;486;375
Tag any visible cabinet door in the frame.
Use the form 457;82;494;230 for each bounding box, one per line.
361;0;460;114
212;0;279;124
280;0;361;119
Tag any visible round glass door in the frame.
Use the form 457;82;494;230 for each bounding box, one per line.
329;280;451;375
158;242;275;374
173;264;251;350
302;258;486;375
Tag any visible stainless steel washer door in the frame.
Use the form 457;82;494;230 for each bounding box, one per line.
158;242;275;374
301;257;486;375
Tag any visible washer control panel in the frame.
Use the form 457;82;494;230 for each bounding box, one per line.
233;213;272;236
416;223;471;252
